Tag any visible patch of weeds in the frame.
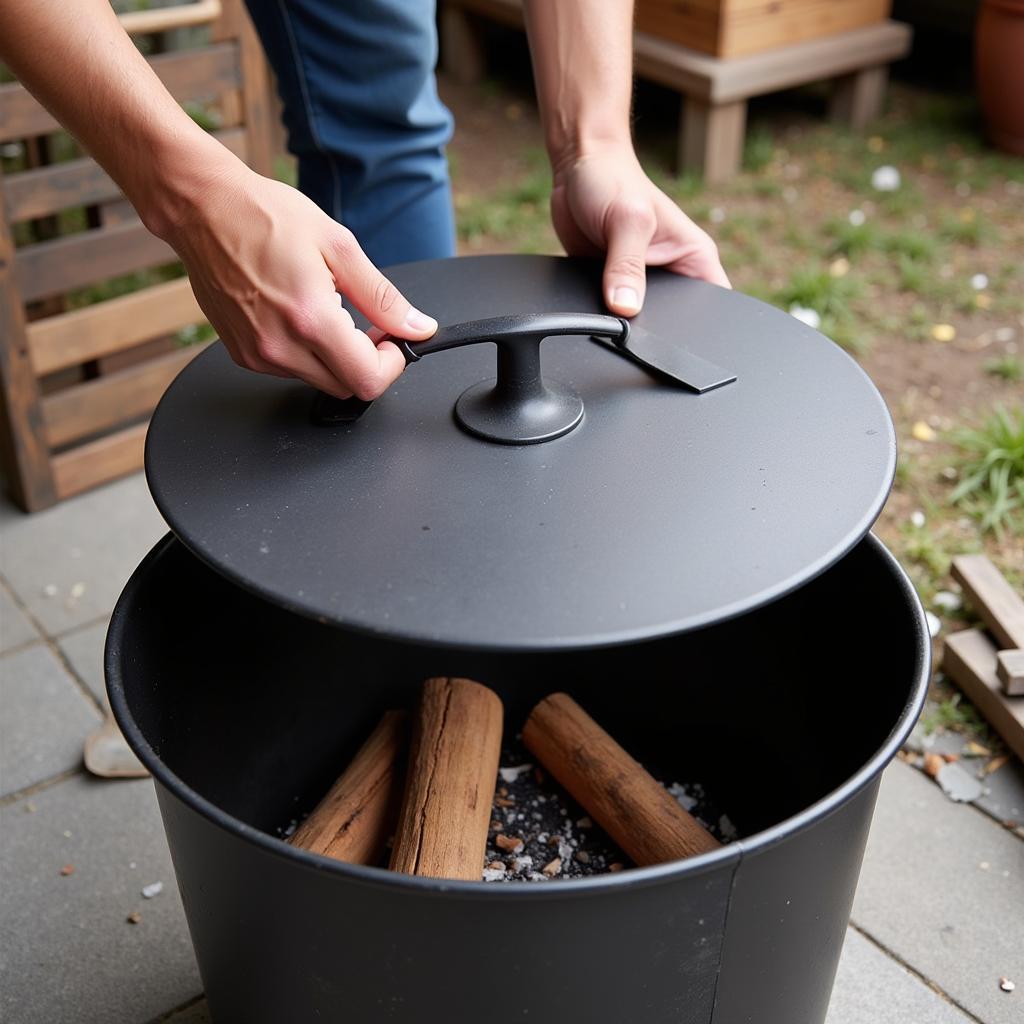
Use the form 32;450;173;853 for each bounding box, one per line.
921;694;989;740
949;406;1024;537
937;210;996;247
771;265;865;352
985;355;1023;382
900;520;953;582
66;263;186;310
824;216;881;258
882;229;937;263
456;152;552;246
896;254;930;295
742;128;775;172
176;322;216;347
184;103;220;133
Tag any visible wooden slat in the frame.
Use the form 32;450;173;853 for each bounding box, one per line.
213;0;275;176
42;343;209;448
0;42;241;142
3;128;247;223
51;421;150;500
0;181;57;509
26;277;204;375
14;219;178;303
997;650;1024;698
943;629;1024;762
951;554;1024;651
118;0;222;36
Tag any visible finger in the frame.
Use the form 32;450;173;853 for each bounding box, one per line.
601;203;657;317
306;301;407;401
322;225;437;340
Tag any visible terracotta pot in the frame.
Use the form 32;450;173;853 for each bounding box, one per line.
976;0;1024;155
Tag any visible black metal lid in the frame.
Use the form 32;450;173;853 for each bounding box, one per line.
146;255;895;651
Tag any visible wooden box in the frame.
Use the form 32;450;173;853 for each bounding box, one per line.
635;0;893;58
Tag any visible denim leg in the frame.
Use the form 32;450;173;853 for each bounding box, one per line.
243;0;456;267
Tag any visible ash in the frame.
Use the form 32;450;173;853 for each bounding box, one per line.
482;739;736;883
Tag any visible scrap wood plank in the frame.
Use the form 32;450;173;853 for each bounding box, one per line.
951;554;1024;651
996;650;1024;698
943;629;1024;762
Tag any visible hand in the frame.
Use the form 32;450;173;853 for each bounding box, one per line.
550;146;730;316
157;162;437;400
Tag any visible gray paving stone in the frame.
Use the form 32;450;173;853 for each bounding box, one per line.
0;474;166;636
826;929;974;1024
0;775;201;1024
0;581;39;653
852;759;1024;1024
0;645;101;797
59;618;109;706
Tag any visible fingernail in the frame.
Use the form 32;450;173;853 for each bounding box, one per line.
612;286;640;313
404;307;437;332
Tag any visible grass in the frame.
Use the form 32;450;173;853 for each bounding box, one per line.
921;693;990;740
985;355;1023;382
770;266;864;351
949;406;1024;537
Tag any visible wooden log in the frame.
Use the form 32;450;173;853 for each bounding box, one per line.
951;554;1024;651
290;711;408;866
996;650;1024;698
523;692;721;866
389;678;503;880
943;629;1024;762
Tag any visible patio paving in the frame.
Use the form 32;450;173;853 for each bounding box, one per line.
1;472;1021;1023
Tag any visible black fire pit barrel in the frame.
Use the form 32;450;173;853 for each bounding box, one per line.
108;256;930;1024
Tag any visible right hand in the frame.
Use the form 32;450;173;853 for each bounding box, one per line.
159;163;438;400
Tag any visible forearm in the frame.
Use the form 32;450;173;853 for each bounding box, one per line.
523;0;634;171
0;0;240;238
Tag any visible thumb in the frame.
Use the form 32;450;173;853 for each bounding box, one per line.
323;225;438;339
602;204;656;317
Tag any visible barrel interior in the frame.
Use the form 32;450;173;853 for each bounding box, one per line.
111;537;921;854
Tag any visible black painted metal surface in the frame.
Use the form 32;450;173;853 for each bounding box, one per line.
107;532;930;1024
145;255;896;651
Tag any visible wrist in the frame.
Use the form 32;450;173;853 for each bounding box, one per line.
129;127;252;243
548;134;637;184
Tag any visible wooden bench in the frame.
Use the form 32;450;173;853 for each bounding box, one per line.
0;0;276;511
440;0;912;181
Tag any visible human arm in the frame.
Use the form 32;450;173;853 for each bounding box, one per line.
522;0;730;315
0;0;437;399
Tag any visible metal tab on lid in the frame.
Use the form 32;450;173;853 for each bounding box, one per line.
146;255;895;652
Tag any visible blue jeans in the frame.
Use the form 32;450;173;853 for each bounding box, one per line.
243;0;456;267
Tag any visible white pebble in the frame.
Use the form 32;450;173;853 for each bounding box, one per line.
498;764;533;784
482;867;505;882
910;510;926;529
871;166;901;192
42;584;58;598
709;207;726;224
926;611;942;638
788;305;821;330
141;881;164;899
848;209;866;226
933;591;961;612
970;273;989;291
69;582;85;599
999;977;1015;993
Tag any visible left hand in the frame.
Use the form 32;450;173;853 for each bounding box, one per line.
550;145;731;316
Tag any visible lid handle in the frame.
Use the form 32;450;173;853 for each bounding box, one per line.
311;312;736;444
398;313;626;444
